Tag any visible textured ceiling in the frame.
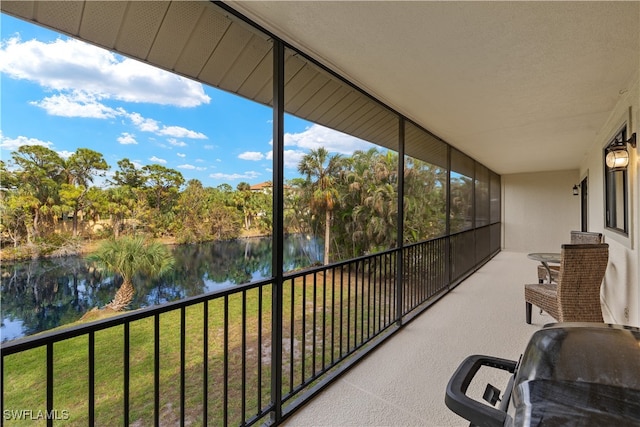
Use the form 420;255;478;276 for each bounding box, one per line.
3;1;639;175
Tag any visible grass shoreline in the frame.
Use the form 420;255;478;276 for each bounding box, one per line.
0;229;270;263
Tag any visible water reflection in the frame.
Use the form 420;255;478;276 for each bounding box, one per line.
1;235;322;341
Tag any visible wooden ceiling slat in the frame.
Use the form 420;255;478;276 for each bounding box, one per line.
294;79;342;119
173;5;230;78
220;35;272;93
115;1;170;60
35;1;83;35
254;74;274;106
284;64;321;110
148;1;205;71
352;109;395;144
405;123;447;168
306;84;352;124
314;90;360;127
198;22;252;88
336;102;379;139
451;148;475;178
80;1;127;49
327;96;374;131
283;52;306;86
238;49;273;105
1;1;35;21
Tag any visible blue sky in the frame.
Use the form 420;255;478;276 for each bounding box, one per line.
0;14;375;188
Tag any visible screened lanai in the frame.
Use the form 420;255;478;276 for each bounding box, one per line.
1;1;639;426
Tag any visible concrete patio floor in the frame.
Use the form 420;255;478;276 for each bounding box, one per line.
284;251;559;426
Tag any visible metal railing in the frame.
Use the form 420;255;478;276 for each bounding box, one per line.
1;226;499;426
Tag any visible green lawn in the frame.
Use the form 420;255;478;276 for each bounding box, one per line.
2;271;393;426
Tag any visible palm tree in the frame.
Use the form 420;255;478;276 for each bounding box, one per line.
105;185;136;238
87;236;174;311
340;148;398;255
298;147;342;265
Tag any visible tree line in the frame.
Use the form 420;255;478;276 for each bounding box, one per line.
1;144;473;262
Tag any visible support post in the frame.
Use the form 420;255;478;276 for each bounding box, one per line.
396;117;405;326
270;39;285;425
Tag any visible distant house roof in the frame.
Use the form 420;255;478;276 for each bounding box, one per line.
250;181;292;192
250;182;272;192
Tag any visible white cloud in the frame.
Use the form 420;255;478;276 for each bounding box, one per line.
283;124;373;154
0;36;210;107
178;164;206;171
149;156;167;164
127;113;207;140
209;171;261;181
57;150;74;159
0;133;54;151
117;133;138;145
238;151;265;161
263;124;373;168
169;139;188;147
284;149;307;169
24;88;209;141
129;112;160;133
160;126;206;139
126;112;206;139
203;145;215;150
30;102;208;143
263;149;305;169
177;153;186;158
31;92;119;118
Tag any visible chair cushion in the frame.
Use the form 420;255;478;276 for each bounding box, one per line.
525;283;559;320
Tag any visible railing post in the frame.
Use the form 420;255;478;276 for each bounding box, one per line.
180;307;186;427
270;38;285;425
396;117;405;326
88;332;95;426
123;323;130;426
154;314;160;427
46;343;53;427
202;303;208;427
446;145;452;287
1;352;4;427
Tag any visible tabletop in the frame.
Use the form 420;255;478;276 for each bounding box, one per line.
527;252;561;263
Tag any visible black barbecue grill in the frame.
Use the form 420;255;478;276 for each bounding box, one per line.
445;323;640;427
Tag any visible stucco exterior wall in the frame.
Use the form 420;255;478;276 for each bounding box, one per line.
580;77;639;327
502;170;580;253
503;77;640;328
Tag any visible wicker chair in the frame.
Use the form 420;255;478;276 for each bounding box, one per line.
526;243;609;324
537;231;604;283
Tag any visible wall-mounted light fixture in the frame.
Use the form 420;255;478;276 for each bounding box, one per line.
572;184;579;196
605;132;636;171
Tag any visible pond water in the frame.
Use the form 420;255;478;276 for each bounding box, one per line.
0;235;323;341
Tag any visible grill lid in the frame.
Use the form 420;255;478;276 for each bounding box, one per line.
508;323;640;426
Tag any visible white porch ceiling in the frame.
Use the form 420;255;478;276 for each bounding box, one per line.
227;1;640;175
2;1;638;175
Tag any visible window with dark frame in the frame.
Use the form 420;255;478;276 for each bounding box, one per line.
604;125;629;235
